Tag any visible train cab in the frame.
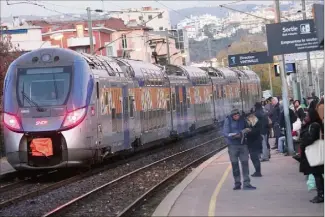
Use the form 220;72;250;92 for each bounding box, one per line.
3;48;95;170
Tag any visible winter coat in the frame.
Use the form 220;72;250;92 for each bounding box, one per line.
294;106;305;122
244;115;262;153
223;115;246;146
299;122;324;175
270;103;281;124
254;109;268;135
279;108;297;131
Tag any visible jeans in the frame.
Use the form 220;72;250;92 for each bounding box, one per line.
273;123;281;148
249;149;261;174
278;136;286;153
228;145;250;187
261;134;269;160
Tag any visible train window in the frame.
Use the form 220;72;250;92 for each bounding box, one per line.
17;66;72;107
167;100;171;112
129;96;134;118
111;108;116;119
180;102;183;118
187;97;191;108
172;93;176;111
104;91;109;105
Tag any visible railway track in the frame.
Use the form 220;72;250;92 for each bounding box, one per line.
0;127;221;215
42;136;225;217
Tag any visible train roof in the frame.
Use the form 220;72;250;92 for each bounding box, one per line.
8;48;85;66
114;58;164;80
241;70;260;81
217;67;238;80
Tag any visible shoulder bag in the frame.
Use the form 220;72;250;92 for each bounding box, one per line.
305;123;324;167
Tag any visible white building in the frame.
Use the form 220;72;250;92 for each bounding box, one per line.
1;17;52;51
109;7;171;31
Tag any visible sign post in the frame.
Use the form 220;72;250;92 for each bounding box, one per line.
228;51;274;96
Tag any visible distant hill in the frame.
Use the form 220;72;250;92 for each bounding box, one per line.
169;4;291;26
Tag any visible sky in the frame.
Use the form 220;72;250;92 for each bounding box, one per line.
0;0;275;18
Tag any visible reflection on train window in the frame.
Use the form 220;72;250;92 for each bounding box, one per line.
17;66;71;107
104;92;109;105
129;96;134;118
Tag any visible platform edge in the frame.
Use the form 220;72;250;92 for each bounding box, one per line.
152;147;228;217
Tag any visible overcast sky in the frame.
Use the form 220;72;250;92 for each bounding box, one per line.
1;1;276;18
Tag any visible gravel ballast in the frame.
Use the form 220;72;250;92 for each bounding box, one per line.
0;129;222;217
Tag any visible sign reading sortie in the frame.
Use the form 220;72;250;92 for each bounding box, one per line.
266;19;323;56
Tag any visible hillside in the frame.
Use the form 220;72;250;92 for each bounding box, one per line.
189;29;257;62
169;4;292;26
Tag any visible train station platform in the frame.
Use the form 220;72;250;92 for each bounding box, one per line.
153;143;324;216
0;157;15;176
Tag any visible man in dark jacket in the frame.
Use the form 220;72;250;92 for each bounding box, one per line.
223;109;256;190
270;97;281;149
255;102;269;161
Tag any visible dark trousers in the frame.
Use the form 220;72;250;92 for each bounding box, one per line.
313;173;324;197
273;123;281;148
266;130;270;149
228;145;250;187
249;149;261;174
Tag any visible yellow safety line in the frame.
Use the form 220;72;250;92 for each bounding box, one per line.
208;164;232;217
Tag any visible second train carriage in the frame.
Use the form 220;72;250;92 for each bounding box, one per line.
2;48;262;171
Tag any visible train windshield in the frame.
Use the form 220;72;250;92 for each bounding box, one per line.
17;66;72;107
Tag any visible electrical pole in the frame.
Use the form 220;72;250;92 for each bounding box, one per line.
87;7;94;54
166;30;171;64
274;0;294;155
302;0;313;95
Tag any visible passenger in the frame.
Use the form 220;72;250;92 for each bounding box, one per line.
254;102;269;162
289;98;294;110
293;100;305;122
278;106;297;154
223;109;256;190
299;109;324;203
270;97;281;150
316;97;324;123
244;113;263;177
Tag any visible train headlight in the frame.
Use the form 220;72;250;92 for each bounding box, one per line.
3;113;22;132
61;107;87;130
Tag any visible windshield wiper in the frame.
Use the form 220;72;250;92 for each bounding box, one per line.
21;91;45;112
52;74;58;100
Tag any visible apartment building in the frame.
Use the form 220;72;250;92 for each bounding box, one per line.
109;6;171;31
0;17;52;51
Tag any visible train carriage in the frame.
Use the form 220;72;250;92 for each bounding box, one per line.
2;48;262;171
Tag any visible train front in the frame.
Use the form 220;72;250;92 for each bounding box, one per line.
2;48;95;170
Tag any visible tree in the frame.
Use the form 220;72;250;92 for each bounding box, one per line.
216;35;282;96
0;40;22;155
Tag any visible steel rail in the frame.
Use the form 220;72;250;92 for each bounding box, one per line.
42;136;223;217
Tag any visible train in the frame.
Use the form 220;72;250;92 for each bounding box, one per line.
2;48;261;171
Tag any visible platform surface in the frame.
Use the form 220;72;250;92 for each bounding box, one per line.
0;157;15;176
153;146;324;216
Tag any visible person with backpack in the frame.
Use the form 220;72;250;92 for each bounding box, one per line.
223;109;256;190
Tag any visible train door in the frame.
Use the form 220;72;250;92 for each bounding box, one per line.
95;80;103;151
122;84;131;150
182;85;189;133
175;85;182;134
